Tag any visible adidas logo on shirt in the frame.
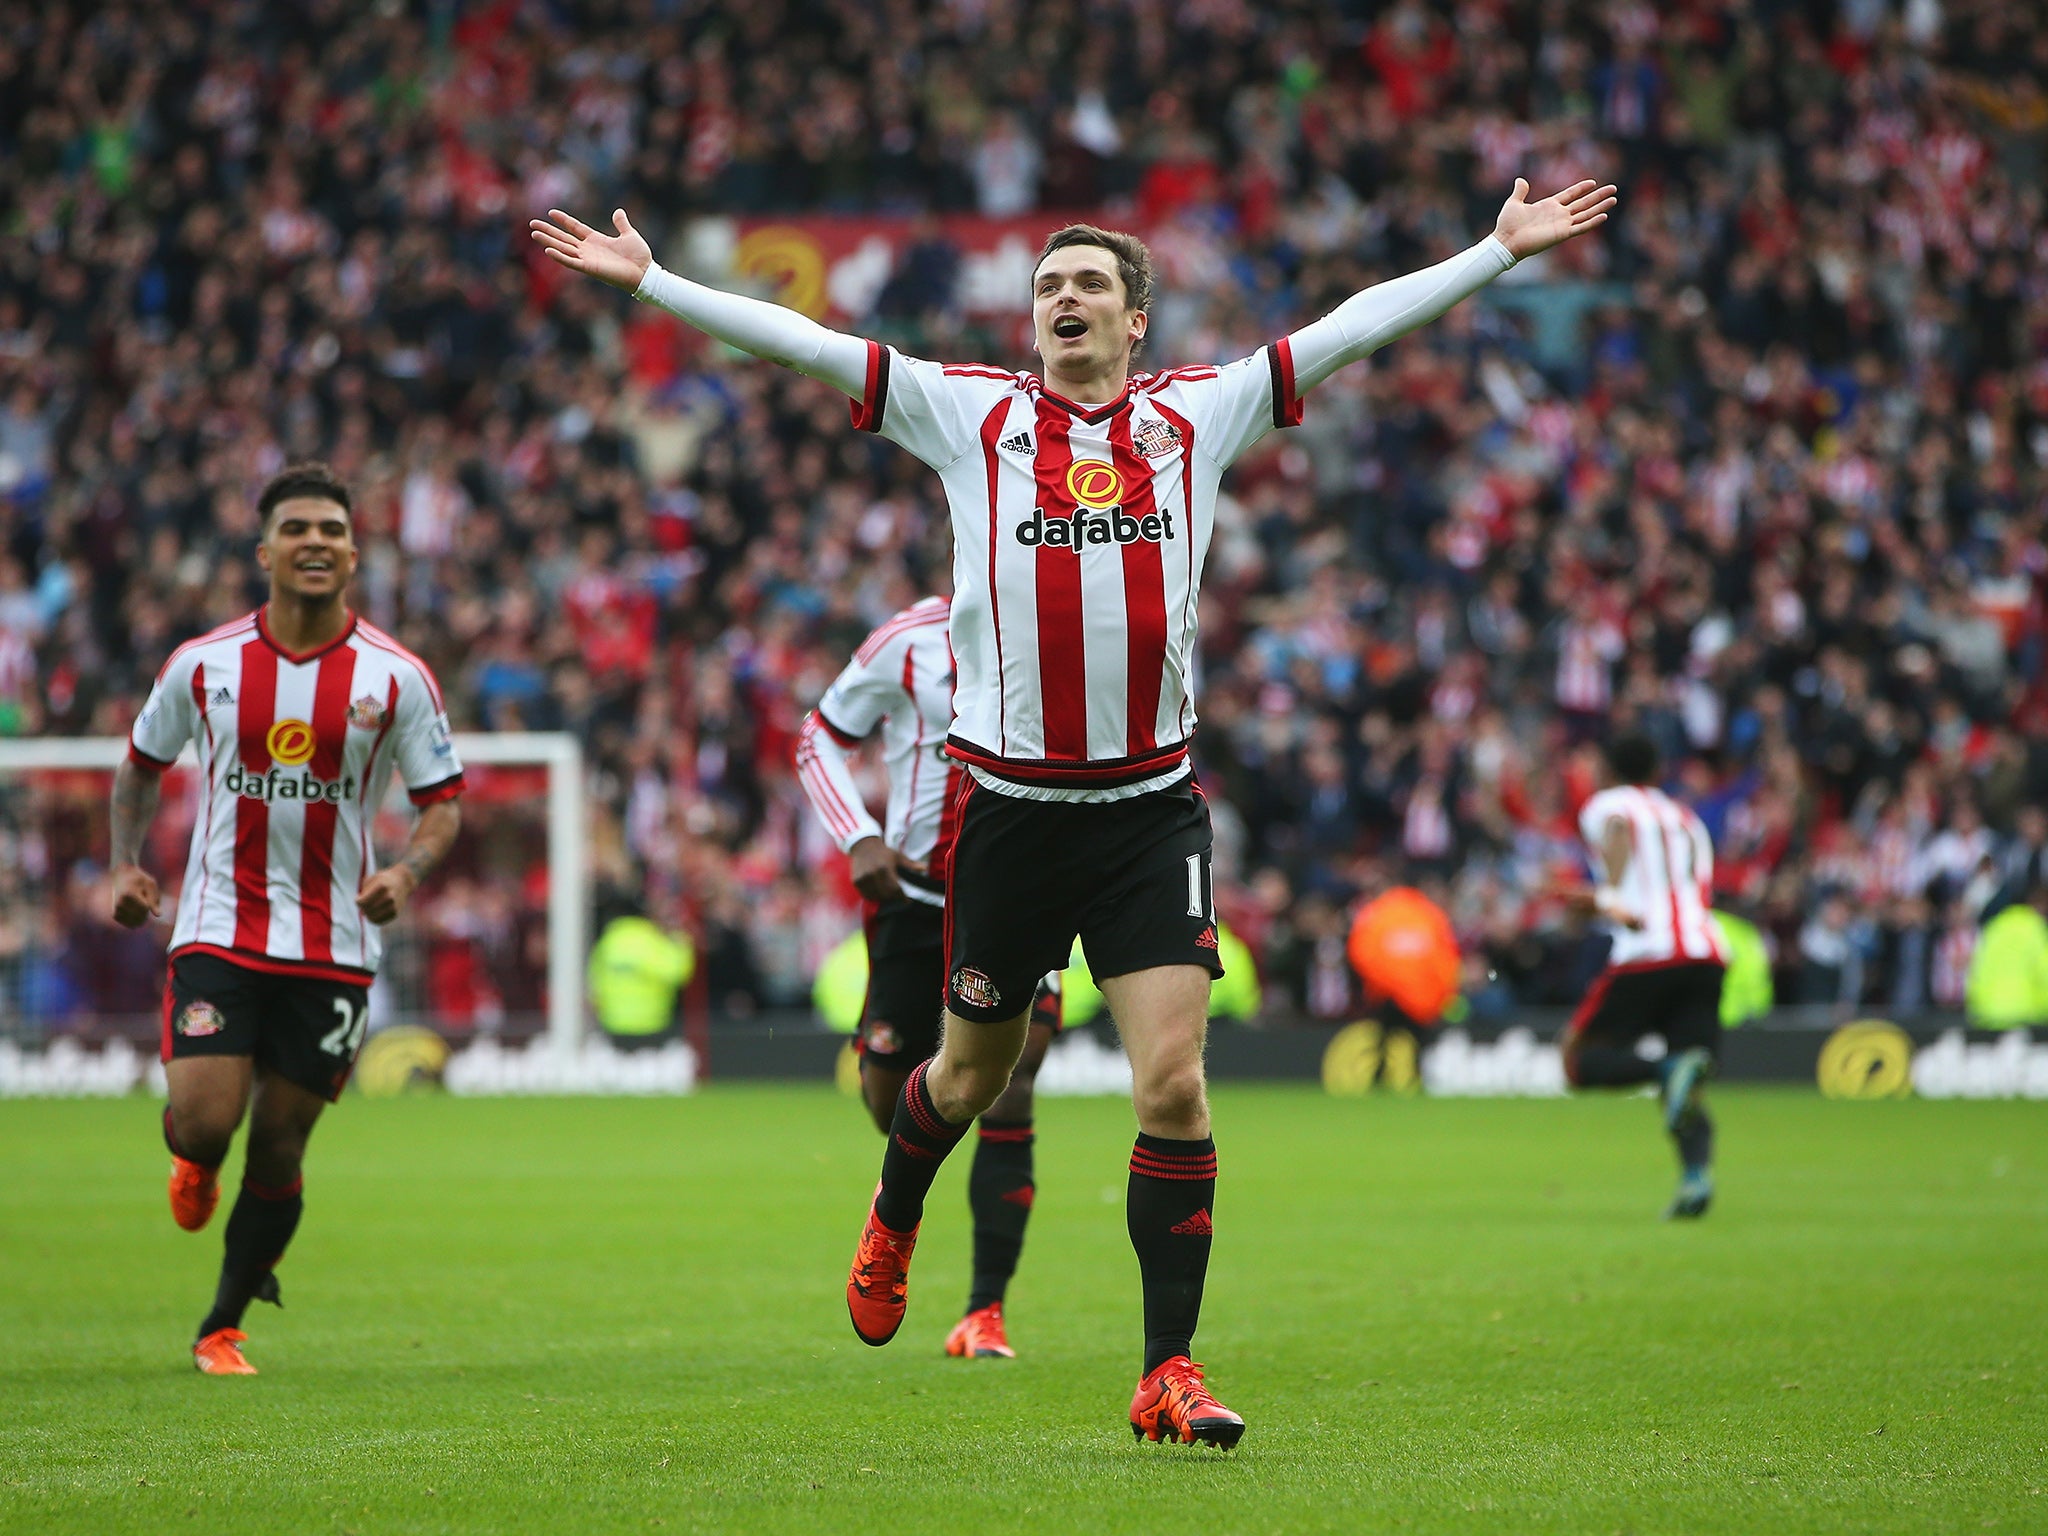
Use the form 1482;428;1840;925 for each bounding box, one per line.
998;433;1035;456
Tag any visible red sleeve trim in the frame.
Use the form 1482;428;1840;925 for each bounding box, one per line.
814;708;866;748
407;773;465;806
127;742;175;774
1268;337;1304;429
848;340;890;432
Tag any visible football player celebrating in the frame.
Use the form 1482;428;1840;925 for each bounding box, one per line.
111;463;464;1374
537;175;1615;1446
796;594;1063;1359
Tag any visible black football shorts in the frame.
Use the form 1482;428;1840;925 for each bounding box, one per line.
163;951;371;1102
943;777;1223;1024
1564;961;1726;1059
861;898;1063;1067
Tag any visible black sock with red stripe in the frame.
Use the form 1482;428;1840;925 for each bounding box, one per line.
874;1061;969;1234
967;1119;1034;1312
198;1176;302;1339
1128;1133;1217;1376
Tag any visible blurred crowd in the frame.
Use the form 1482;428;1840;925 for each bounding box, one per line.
2;0;2046;1029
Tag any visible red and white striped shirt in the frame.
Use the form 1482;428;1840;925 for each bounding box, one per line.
794;596;961;907
1578;784;1727;969
127;609;464;982
851;344;1300;800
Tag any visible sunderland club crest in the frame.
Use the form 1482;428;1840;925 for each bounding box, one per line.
176;1000;225;1037
1134;418;1184;458
347;694;388;730
950;967;1001;1011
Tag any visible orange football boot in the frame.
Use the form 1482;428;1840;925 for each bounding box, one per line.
168;1156;220;1232
1129;1356;1245;1449
943;1302;1015;1359
847;1192;918;1347
192;1328;257;1375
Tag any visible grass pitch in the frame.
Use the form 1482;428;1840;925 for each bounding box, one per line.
1;1085;2043;1535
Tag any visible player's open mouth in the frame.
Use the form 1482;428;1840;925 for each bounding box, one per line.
1053;316;1087;339
297;560;333;572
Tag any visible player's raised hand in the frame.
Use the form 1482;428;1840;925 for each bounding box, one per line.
110;864;161;928
1492;178;1619;261
528;208;654;292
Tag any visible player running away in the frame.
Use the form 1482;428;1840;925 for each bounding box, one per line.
535;174;1615;1446
110;463;464;1374
795;594;1063;1360
1562;733;1727;1219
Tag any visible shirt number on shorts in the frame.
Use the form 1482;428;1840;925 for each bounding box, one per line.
319;998;368;1058
1185;853;1212;919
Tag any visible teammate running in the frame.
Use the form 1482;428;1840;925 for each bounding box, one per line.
110;463;464;1374
535;174;1615;1446
1561;733;1727;1219
795;594;1061;1360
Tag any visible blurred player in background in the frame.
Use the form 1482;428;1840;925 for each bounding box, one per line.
1346;881;1461;1090
1561;733;1726;1219
536;173;1614;1447
795;595;1062;1359
110;464;464;1374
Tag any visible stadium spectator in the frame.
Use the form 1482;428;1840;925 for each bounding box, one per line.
2;0;2044;1027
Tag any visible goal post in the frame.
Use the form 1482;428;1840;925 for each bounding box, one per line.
0;732;589;1053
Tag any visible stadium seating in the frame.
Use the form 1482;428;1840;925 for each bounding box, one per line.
1;1;2043;1025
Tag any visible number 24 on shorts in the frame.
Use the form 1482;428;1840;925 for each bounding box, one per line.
319;998;368;1057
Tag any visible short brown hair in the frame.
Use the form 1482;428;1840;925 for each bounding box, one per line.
258;462;352;527
1035;225;1154;349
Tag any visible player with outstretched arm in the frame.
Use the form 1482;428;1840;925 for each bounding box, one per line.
111;463;464;1374
796;594;1063;1360
535;176;1614;1446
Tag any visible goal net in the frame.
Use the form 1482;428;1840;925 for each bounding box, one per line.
0;733;588;1084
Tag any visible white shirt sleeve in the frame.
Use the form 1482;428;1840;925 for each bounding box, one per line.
794;639;911;852
1285;237;1517;395
129;649;201;770
854;349;1020;471
1181;236;1517;470
795;712;883;853
390;668;465;804
634;262;870;397
1167;350;1302;469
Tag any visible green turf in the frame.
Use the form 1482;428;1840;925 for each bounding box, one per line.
2;1086;2044;1535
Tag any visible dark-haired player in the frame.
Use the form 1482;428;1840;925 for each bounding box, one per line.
536;175;1616;1446
795;594;1063;1359
1562;733;1726;1219
111;463;464;1373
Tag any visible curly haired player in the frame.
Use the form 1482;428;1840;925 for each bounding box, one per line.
111;463;463;1374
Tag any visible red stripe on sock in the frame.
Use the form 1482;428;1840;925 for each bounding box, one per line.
977;1125;1035;1144
902;1061;955;1140
1129;1156;1218;1182
242;1175;303;1201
